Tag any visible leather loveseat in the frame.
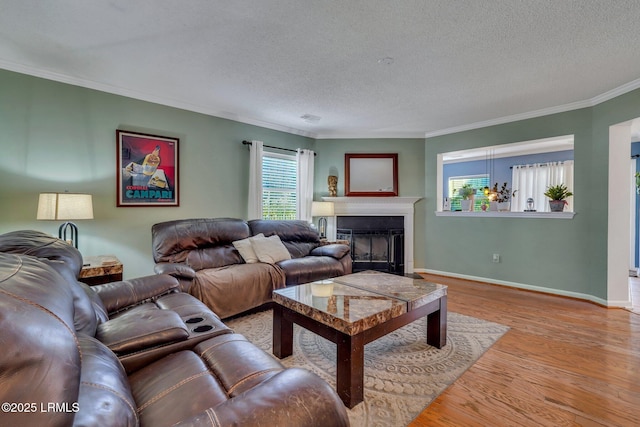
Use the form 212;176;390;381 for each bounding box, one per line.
0;232;350;426
152;218;352;318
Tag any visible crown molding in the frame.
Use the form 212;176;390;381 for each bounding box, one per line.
424;100;589;138
425;78;640;139
0;60;318;139
590;77;640;105
3;60;640;141
314;130;426;139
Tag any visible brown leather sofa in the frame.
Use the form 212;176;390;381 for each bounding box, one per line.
0;232;350;426
0;230;230;374
153;218;352;318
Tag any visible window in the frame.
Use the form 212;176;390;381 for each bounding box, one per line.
438;135;574;213
448;175;489;211
262;152;297;219
511;161;574;212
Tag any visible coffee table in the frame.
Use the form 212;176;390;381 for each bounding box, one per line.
272;271;447;408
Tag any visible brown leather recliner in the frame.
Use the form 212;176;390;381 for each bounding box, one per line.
0;230;232;373
153;218;352;318
0;252;350;426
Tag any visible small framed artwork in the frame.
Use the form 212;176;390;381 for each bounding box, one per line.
345;153;398;196
116;130;179;206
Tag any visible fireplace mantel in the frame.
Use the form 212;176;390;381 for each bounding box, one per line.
322;197;421;214
321;196;422;272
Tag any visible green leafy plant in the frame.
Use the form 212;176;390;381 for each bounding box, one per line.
491;182;517;203
457;183;476;200
544;184;573;201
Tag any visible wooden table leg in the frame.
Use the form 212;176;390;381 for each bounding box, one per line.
273;304;293;358
427;295;447;349
336;332;364;408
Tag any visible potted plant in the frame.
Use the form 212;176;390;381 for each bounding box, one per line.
456;184;476;211
490;182;517;211
544;184;573;212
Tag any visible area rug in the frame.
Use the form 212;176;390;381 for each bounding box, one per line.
226;310;508;427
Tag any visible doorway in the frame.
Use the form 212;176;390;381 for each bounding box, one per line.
609;118;640;308
631;120;640;311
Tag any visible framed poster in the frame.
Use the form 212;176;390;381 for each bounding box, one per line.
116;130;179;206
345;153;398;196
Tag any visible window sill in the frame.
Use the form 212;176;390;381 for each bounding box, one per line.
435;211;575;219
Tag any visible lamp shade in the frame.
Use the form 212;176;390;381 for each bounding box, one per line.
37;193;94;220
311;201;334;217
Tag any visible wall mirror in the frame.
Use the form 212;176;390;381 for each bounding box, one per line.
437;135;574;212
345;153;398;196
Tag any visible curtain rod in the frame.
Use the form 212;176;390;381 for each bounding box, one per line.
242;140;316;156
509;161;567;169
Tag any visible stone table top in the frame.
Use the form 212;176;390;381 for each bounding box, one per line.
273;281;406;335
333;271;448;310
272;271;447;335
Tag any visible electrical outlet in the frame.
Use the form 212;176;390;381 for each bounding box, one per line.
492;253;500;263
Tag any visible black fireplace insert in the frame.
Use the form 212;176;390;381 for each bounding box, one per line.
336;216;404;275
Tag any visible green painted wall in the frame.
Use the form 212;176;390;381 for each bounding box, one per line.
314;138;426;268
425;88;640;300
0;69;313;278
3;66;639;301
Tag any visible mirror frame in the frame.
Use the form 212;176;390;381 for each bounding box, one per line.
345;153;398;196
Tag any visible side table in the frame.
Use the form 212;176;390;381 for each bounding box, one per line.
79;255;123;286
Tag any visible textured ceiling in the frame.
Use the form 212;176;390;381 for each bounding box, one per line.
1;0;640;139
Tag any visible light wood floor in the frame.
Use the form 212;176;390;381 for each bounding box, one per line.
410;274;640;427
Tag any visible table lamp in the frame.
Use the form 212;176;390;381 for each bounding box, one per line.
37;192;94;248
311;201;334;239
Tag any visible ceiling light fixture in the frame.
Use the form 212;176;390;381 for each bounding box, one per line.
301;114;321;123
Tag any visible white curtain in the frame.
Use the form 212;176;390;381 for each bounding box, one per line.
296;148;315;222
247;140;263;219
512;160;574;212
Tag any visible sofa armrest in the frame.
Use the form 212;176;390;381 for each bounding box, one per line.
310;243;350;260
154;262;197;279
172;368;349;427
92;274;180;314
154;262;197;293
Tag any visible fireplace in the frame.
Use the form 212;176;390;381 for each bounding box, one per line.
322;196;421;273
337;216;404;274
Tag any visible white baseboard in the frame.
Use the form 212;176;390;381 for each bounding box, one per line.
414;268;632;309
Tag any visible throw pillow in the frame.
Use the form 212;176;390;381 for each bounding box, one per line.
232;233;265;263
251;234;291;264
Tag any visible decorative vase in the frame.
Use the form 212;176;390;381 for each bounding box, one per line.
328;175;338;197
460;199;473;211
497;202;511;212
549;200;565;212
489;201;498;211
